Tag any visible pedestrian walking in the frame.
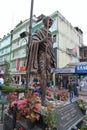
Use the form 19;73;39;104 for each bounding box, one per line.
72;79;78;97
68;81;74;103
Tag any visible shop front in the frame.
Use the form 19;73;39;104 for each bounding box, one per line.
52;67;75;87
11;71;26;87
75;63;87;91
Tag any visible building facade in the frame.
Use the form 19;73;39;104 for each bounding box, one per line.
0;34;11;76
10;20;29;85
54;11;83;68
10;16;38;85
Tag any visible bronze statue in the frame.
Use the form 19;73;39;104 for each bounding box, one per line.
28;16;56;105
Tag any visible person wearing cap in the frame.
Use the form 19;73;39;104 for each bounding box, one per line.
27;16;56;105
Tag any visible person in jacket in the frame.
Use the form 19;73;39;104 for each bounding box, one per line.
68;81;74;103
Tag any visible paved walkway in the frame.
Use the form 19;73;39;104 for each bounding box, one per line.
78;89;87;96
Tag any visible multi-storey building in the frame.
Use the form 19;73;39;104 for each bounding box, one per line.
0;10;83;84
10;20;29;84
55;11;83;68
10;16;38;84
0;34;11;76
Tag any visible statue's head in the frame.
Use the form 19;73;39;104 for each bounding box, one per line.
42;16;53;28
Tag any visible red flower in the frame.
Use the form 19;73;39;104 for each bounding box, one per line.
34;104;39;109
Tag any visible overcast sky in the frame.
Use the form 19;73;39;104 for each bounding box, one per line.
0;0;87;45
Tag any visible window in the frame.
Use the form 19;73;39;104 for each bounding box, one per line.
17;40;19;46
11;61;16;69
12;51;19;58
12;52;14;58
1;50;4;54
53;34;56;43
23;61;26;66
20;38;27;46
84;50;87;57
4;56;7;61
22;48;26;54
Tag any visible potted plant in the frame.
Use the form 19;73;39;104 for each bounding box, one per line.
22;91;41;122
57;89;69;101
77;99;87;115
11;98;28;120
46;87;69;101
6;91;18;113
10;91;41;122
83;115;87;124
42;107;57;130
81;124;87;130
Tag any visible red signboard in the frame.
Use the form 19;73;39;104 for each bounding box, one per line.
16;58;20;70
19;66;26;71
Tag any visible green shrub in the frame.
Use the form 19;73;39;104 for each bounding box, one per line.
84;115;87;120
81;124;87;130
1;85;25;94
0;85;4;90
77;99;87;110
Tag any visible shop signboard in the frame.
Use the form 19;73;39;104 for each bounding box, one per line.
52;67;75;73
75;64;87;73
16;58;20;71
19;66;26;71
66;48;77;57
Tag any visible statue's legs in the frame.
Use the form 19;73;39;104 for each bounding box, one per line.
40;71;47;106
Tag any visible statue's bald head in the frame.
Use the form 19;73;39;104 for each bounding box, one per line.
42;16;53;28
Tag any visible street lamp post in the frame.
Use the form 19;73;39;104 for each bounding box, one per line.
26;0;34;89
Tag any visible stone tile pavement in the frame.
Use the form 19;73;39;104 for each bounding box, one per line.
78;89;87;96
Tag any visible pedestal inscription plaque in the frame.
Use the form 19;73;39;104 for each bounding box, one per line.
56;101;83;130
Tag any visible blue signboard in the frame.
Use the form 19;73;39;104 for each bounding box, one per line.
75;64;87;73
52;68;75;73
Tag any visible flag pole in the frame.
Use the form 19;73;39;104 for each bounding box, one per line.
26;0;34;89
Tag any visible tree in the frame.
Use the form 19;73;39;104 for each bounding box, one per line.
4;61;12;86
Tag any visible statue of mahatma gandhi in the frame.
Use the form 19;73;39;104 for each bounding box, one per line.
27;16;56;105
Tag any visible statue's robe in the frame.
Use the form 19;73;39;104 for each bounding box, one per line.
27;27;56;76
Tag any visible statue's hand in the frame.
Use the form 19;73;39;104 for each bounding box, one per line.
53;62;56;68
39;36;48;43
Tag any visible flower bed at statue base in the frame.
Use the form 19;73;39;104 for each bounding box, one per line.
5;87;69;130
